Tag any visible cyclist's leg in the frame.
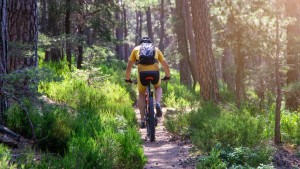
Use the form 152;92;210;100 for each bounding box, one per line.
154;79;162;117
138;75;147;122
154;79;162;104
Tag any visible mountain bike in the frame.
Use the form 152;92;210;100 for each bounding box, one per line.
142;73;169;142
126;71;168;142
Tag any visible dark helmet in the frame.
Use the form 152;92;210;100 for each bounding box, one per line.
140;37;152;44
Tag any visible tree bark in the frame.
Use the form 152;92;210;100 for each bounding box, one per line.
191;0;219;102
146;7;154;41
158;0;165;52
175;0;192;86
0;0;8;124
135;11;143;45
47;0;59;36
65;0;72;70
8;0;38;71
139;11;143;42
183;0;199;88
115;3;124;60
285;0;300;110
123;4;129;60
77;26;83;69
234;32;245;107
275;1;282;145
48;0;62;62
135;11;140;45
40;0;47;34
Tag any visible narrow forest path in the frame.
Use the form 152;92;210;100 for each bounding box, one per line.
135;107;196;169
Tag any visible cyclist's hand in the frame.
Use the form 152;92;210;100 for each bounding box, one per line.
125;79;133;83
162;76;170;81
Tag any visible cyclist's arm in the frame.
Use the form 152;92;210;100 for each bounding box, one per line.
161;60;170;77
126;60;135;80
126;48;138;80
156;48;170;77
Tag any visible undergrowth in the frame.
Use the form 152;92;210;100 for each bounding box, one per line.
161;70;199;110
163;81;300;168
2;58;146;168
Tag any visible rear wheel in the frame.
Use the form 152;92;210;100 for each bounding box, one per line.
148;97;155;142
145;108;150;137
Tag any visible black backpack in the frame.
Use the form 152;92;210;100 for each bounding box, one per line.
138;43;156;65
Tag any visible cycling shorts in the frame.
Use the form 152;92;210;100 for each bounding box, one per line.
138;71;161;93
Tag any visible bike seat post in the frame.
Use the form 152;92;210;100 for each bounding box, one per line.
145;77;154;97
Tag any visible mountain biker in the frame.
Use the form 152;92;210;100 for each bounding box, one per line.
125;37;170;128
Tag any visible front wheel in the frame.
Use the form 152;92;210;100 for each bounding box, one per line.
148;97;155;142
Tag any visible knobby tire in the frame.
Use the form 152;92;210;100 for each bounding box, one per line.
148;97;155;142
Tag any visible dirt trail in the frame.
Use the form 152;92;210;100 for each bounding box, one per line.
136;107;196;169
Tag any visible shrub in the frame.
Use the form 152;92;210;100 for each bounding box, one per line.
5;100;74;154
281;110;300;144
161;71;199;109
197;144;274;169
197;147;227;169
37;105;74;154
0;144;17;169
188;103;266;151
219;145;273;167
164;109;190;138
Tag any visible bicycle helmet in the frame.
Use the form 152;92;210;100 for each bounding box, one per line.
140;37;152;44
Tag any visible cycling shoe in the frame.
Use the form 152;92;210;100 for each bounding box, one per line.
156;103;162;117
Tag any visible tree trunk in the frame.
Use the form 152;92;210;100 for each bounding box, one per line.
47;0;62;62
275;1;282;145
123;4;129;60
115;4;124;60
47;0;59;36
40;0;47;34
158;0;165;52
135;11;142;45
65;0;72;70
86;28;94;46
50;48;62;62
0;0;8;74
234;33;245;107
222;48;235;92
163;0;172;49
8;0;38;71
175;0;192;86
183;0;199;88
0;0;8;124
191;0;219;102
77;26;83;69
139;11;143;42
135;11;139;45
146;7;154;41
285;0;300;110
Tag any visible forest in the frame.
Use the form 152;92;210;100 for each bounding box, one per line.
0;0;299;168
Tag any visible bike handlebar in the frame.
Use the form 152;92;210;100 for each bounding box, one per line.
125;77;170;84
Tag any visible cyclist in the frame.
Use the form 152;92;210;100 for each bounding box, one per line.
125;37;170;128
